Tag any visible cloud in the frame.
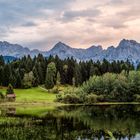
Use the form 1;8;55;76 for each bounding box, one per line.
100;17;128;29
0;0;75;26
0;27;10;37
119;7;140;20
0;0;140;50
21;22;37;27
108;0;125;5
61;9;101;21
95;0;140;29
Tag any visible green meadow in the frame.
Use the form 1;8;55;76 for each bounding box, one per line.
0;87;58;105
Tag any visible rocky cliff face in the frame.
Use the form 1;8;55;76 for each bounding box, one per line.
0;39;140;65
0;41;44;57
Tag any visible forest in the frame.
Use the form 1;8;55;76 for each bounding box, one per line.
0;54;134;88
1;54;140;103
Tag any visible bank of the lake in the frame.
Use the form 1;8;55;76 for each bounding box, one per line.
1;86;140;106
0;87;61;106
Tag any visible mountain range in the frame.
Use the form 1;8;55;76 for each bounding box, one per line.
0;39;140;65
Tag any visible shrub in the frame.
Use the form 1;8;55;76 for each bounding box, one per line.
51;87;59;94
0;91;4;99
85;94;98;104
62;94;80;104
56;94;63;102
22;84;31;89
134;94;140;102
97;95;104;102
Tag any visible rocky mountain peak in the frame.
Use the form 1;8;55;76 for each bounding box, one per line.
118;39;140;49
87;45;103;51
0;39;140;65
51;42;70;51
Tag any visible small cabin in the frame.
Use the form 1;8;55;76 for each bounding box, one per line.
6;94;16;101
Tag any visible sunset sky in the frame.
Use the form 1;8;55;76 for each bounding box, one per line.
0;0;140;50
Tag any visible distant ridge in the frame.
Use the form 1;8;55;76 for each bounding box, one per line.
0;39;140;65
3;56;17;63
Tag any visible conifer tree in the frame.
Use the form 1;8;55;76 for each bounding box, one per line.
6;84;14;94
0;66;4;86
45;62;56;90
15;72;22;88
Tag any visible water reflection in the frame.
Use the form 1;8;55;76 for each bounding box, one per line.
0;105;140;140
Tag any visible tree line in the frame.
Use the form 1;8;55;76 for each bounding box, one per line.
57;71;140;103
0;54;134;89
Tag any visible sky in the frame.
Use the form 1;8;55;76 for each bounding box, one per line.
0;0;140;50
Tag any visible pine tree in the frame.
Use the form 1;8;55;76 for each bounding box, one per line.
38;63;44;84
56;72;61;86
15;72;22;88
67;57;75;84
74;64;82;86
32;66;39;86
0;66;4;86
45;62;56;90
62;64;68;84
3;64;12;86
9;74;16;87
26;55;33;72
56;72;61;92
6;84;14;94
0;55;4;66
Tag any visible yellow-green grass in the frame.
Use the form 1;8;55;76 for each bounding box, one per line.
0;87;57;105
1;86;140;106
16;106;56;117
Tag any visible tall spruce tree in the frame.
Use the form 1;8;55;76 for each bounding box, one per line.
0;55;4;66
45;62;56;90
3;64;12;86
15;72;22;88
32;66;39;86
0;66;4;86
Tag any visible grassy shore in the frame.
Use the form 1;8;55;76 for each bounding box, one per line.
0;86;140;106
0;87;59;106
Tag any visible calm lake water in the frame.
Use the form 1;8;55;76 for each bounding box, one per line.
0;104;140;140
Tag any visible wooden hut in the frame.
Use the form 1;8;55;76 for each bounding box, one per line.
6;94;16;101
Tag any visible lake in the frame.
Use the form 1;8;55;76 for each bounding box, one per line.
0;104;140;140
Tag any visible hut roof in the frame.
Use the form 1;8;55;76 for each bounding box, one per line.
6;94;16;98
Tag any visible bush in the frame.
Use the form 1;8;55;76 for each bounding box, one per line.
50;87;59;94
97;95;104;102
134;94;140;102
62;94;80;104
56;94;63;102
85;94;98;104
22;84;31;89
0;91;5;100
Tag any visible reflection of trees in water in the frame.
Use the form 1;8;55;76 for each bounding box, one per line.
0;105;140;140
53;105;140;139
0;107;16;116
